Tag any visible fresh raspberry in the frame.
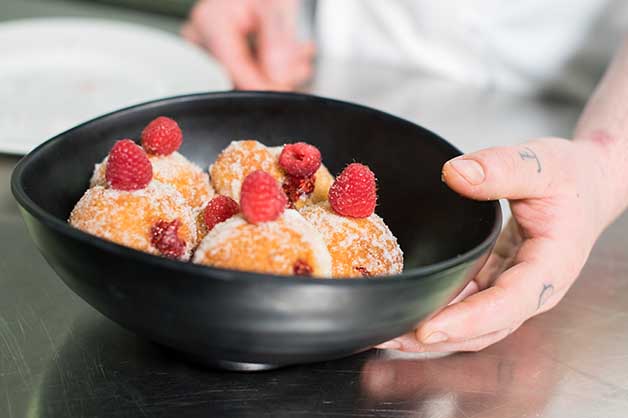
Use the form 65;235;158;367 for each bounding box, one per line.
203;195;240;231
141;116;183;155
278;142;321;177
329;163;377;218
282;174;316;206
293;259;313;276
151;219;186;259
240;170;288;224
105;139;152;191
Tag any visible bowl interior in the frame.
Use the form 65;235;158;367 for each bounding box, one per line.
16;92;498;272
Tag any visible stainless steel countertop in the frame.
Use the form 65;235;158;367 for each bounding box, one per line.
2;5;628;418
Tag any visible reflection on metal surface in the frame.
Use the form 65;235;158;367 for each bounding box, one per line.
361;323;557;417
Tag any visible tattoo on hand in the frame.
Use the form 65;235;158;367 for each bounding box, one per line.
537;283;554;310
519;147;542;173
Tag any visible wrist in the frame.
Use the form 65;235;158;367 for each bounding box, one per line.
573;132;628;226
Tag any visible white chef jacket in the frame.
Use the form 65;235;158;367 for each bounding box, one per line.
316;0;628;99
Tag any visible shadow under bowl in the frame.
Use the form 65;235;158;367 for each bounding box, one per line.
11;91;501;370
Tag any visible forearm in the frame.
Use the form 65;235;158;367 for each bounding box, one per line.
574;38;628;223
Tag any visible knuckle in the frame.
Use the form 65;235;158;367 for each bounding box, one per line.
475;147;517;177
515;198;561;230
471;147;519;196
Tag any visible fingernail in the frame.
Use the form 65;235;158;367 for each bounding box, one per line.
449;159;485;185
422;331;448;344
376;340;402;350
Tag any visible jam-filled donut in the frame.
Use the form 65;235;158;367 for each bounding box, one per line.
91;152;213;210
209;140;284;201
69;181;197;260
193;209;332;277
300;202;403;278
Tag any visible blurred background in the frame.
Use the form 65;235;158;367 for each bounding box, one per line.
2;0;628;156
0;0;232;154
2;0;194;29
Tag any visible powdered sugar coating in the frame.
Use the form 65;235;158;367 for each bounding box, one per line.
90;159;106;186
193;209;332;277
268;145;283;158
300;202;403;277
69;181;197;260
209;140;284;201
91;152;213;209
150;153;213;209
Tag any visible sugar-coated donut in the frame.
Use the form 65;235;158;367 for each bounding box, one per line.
193;209;332;277
300;202;403;278
91;152;213;209
209;140;284;201
69;181;197;260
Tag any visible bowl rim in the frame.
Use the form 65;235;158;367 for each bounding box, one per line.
11;90;502;285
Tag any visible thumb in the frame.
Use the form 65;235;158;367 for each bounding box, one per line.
442;140;558;200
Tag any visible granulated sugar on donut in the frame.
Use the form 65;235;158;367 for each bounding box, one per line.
69;181;197;260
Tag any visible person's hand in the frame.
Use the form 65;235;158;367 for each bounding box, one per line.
378;137;613;352
182;0;315;90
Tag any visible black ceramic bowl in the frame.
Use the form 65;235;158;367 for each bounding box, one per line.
12;91;501;370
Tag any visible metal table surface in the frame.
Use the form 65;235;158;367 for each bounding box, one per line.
2;7;628;418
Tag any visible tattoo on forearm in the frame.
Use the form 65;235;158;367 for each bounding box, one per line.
537;283;554;310
519;147;542;173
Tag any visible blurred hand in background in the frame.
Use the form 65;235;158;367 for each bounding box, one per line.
182;0;315;90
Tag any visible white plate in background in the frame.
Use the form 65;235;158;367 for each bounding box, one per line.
0;18;231;154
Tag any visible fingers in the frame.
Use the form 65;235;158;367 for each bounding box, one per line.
474;217;521;288
187;0;279;90
375;239;509;351
377;218;522;352
257;0;315;86
258;41;315;87
376;328;511;353
448;279;480;305
442;138;569;201
200;24;271;89
416;237;567;345
289;43;316;85
418;328;512;352
375;332;422;351
374;278;479;350
417;265;535;343
185;0;313;90
376;235;578;353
